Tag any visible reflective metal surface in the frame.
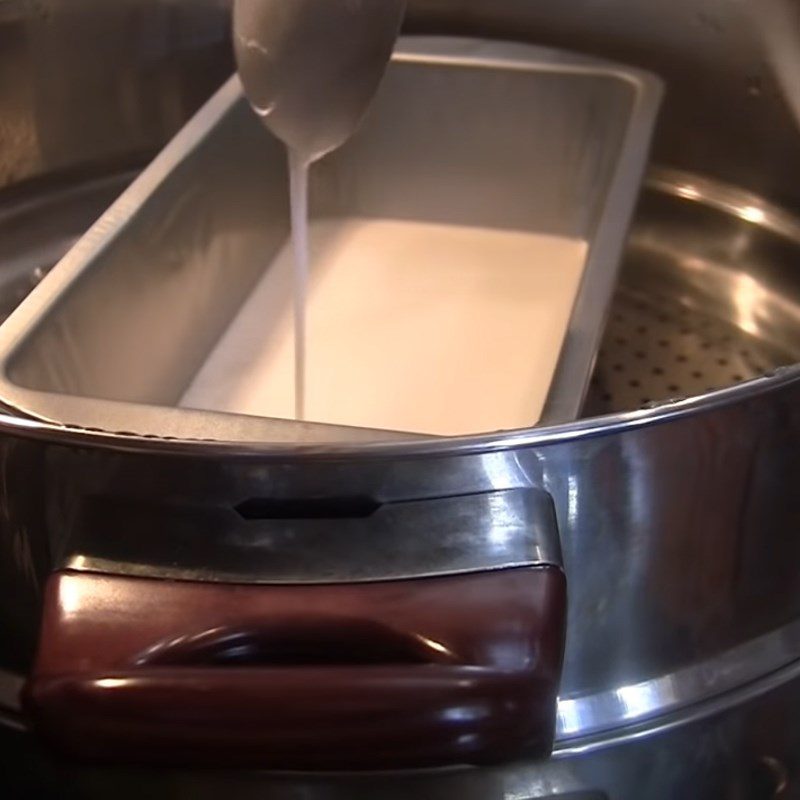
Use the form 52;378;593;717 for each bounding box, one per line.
0;174;131;319
1;163;800;736
585;168;800;414
404;0;800;213
1;0;800;794
5;0;800;214
556;617;800;742
61;488;563;584
0;0;232;189
0;39;661;442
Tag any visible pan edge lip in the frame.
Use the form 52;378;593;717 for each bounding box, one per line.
0;362;796;460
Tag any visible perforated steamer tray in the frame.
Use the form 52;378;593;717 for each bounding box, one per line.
584;168;800;415
0;38;661;443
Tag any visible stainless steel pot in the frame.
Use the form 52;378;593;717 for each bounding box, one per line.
0;37;660;767
2;0;800;797
1;164;800;795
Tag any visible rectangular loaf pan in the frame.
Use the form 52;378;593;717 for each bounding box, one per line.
0;37;662;444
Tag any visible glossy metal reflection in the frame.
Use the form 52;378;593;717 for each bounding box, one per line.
61;487;563;584
556;618;800;741
1;167;800;748
2;1;800;793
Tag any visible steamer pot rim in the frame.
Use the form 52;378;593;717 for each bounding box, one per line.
0;363;796;459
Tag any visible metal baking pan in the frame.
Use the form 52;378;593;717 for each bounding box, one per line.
0;37;662;444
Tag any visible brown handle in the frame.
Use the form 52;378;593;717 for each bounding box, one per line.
24;567;566;770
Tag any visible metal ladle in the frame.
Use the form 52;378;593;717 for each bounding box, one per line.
233;0;406;164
